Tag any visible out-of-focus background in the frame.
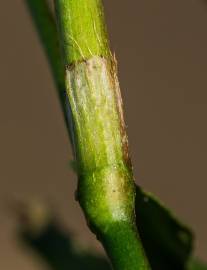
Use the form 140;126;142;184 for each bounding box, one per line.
0;0;207;269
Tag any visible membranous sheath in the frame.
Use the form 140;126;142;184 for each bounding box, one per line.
65;56;135;230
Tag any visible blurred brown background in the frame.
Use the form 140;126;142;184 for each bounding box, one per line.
0;0;207;269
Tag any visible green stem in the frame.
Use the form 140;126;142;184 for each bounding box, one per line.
25;0;64;96
54;1;150;269
25;0;74;142
54;0;110;65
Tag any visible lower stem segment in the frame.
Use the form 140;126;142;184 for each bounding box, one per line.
101;222;150;270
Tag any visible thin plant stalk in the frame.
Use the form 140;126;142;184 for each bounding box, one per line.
25;0;74;142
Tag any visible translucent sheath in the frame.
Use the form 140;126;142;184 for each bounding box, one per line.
65;56;149;270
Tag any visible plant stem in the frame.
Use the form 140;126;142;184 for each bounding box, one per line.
54;0;109;65
25;0;74;142
54;0;150;269
25;0;64;96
